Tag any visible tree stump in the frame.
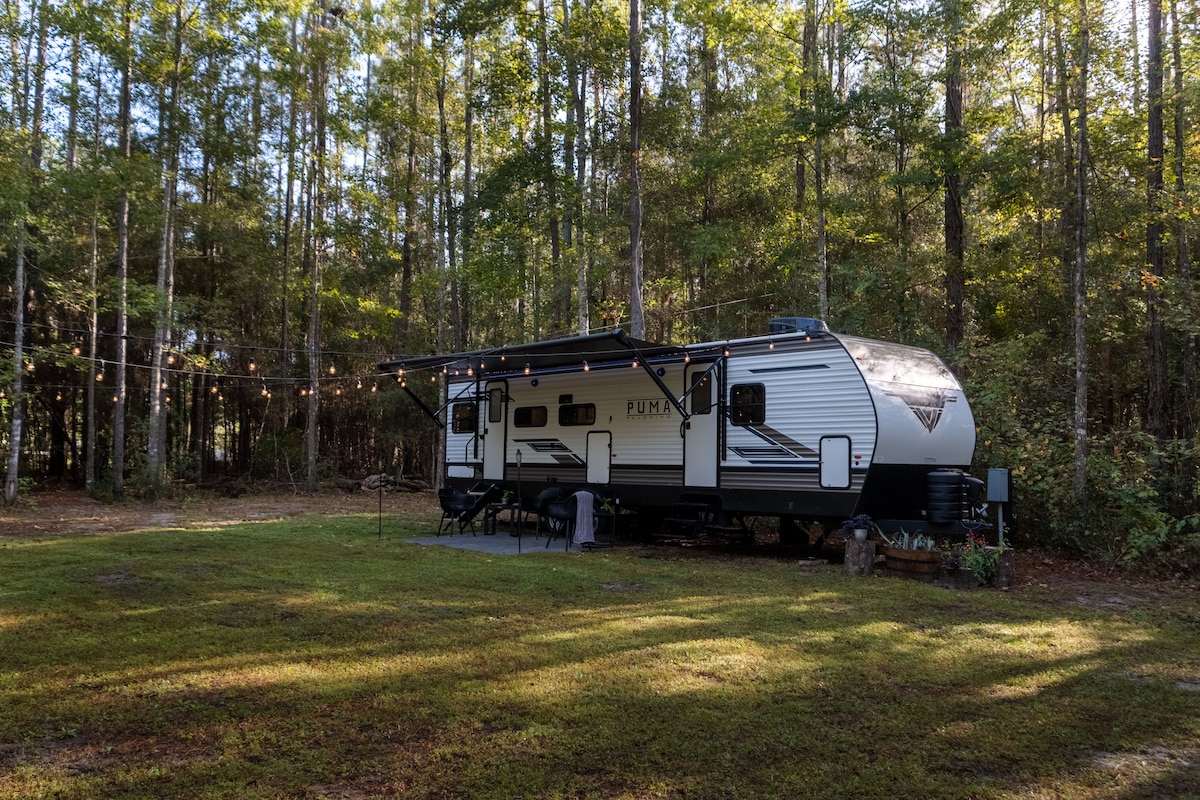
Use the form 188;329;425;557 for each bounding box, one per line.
993;549;1017;589
843;539;876;577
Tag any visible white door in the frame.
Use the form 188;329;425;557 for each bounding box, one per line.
587;431;612;484
482;381;508;480
684;364;719;487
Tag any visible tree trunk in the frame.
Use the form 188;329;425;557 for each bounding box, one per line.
943;0;965;353
1073;0;1090;501
307;11;330;495
1145;0;1167;443
147;2;184;489
112;0;133;496
1169;0;1193;500
538;0;564;334
459;35;474;352
628;0;645;339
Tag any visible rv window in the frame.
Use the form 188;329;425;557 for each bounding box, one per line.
488;388;504;423
514;406;548;428
559;403;596;426
730;383;765;425
451;402;478;433
690;372;713;415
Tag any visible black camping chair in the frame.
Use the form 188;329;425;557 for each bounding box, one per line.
544;494;578;549
436;487;479;536
518;486;563;537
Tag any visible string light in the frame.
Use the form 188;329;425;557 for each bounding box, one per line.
524;363;530;375
582;360;589;372
25;361;34;372
248;359;256;372
768;339;774;350
328;364;336;375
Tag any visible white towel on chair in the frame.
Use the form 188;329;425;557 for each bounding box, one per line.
572;491;594;545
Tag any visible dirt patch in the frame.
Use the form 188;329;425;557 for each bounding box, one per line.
0;486;438;538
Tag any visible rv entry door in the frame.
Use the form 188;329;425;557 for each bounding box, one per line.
684;363;719;487
586;431;612;484
482;381;508;480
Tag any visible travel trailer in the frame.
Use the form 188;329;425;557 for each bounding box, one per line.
381;319;983;541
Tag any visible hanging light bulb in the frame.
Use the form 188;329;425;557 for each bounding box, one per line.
430;375;436;382
684;352;691;364
167;352;175;365
524;363;531;375
335;383;343;396
72;344;81;356
161;380;168;390
371;382;378;393
248;359;256;372
165;394;171;404
218;393;224;402
210;385;218;394
356;379;363;390
26;361;35;372
467;367;473;377
768;339;775;350
328;364;336;375
56;391;63;401
582;360;589;372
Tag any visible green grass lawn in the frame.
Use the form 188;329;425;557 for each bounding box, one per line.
2;508;1199;799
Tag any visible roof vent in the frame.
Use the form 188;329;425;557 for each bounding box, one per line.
769;316;830;335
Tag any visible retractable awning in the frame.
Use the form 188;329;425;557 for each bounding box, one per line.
377;329;687;379
379;329;712;425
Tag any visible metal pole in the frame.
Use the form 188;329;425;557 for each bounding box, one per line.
516;449;522;554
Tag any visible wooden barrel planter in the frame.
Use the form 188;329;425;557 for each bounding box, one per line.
884;547;943;582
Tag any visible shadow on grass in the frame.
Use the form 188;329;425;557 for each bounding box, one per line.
1;516;1198;799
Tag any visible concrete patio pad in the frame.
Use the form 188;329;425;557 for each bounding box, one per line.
407;531;623;555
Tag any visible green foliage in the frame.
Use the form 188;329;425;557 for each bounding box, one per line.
945;532;1003;585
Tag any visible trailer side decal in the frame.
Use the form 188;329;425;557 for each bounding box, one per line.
731;423;820;462
514;438;585;464
882;387;958;433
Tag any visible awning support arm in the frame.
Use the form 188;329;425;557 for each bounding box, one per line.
617;331;691;420
400;382;444;429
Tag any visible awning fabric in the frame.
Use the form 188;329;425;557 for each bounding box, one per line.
377;329;688;379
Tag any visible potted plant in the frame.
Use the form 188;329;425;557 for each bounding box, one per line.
878;528;942;582
840;513;875;542
942;531;1012;588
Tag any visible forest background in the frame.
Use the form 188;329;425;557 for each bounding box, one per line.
0;0;1197;570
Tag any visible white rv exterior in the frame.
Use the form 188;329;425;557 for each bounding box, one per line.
383;326;976;528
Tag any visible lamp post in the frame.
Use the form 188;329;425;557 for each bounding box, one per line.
515;449;523;553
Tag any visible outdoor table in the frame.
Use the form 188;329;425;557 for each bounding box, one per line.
482;502;516;536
